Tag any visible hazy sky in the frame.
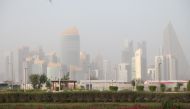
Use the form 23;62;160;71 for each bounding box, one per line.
0;0;190;64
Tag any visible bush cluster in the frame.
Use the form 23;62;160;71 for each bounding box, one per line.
0;91;190;103
136;85;144;91
109;86;118;92
160;84;166;92
148;86;157;92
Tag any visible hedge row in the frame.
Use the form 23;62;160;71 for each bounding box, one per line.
0;91;190;103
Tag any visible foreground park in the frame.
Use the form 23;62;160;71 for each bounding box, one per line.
0;91;190;109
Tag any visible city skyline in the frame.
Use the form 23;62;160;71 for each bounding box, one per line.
0;0;190;64
0;22;189;82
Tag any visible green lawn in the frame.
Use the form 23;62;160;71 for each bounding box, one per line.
0;103;189;109
0;103;159;109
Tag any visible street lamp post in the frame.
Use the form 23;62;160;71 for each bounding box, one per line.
88;65;91;90
8;62;14;90
58;69;61;91
24;67;28;92
157;57;162;92
114;65;117;86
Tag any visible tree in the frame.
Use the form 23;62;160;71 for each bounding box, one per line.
46;79;51;89
160;84;166;92
39;74;47;88
149;85;157;92
177;82;183;89
109;86;118;92
29;74;40;89
136;85;144;91
187;80;190;91
29;74;48;89
61;72;70;80
131;80;136;91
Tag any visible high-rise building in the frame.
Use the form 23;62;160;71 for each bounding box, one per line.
4;51;14;81
79;51;90;80
162;22;189;80
47;63;62;81
23;57;33;83
103;60;112;80
134;49;143;80
147;65;156;80
155;56;166;81
131;57;136;80
165;55;177;80
0;50;4;82
121;39;133;81
17;46;29;83
93;53;103;80
47;52;58;63
137;41;147;80
121;40;134;63
61;26;80;80
32;58;47;75
118;63;129;82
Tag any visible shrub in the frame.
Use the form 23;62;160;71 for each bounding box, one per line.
161;100;174;109
148;86;157;92
187;80;190;91
109;86;118;92
183;88;187;91
0;91;190;103
136;85;144;91
174;87;179;92
166;88;172;92
160;84;166;92
55;87;59;91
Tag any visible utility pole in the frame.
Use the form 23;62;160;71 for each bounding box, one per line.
24;67;28;92
88;65;91;90
11;62;13;90
8;61;14;90
114;65;117;84
58;69;61;91
158;57;162;92
158;58;162;83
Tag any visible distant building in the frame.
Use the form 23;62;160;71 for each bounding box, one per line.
17;46;30;83
4;51;14;81
162;22;189;80
134;48;147;80
166;55;177;80
155;56;165;81
23;57;33;83
79;51;90;80
32;58;47;75
118;63;129;82
93;53;103;80
79;80;132;91
154;55;177;81
47;63;62;81
121;40;134;63
121;39;133;81
131;57;136;80
137;41;147;80
61;26;80;80
47;52;58;63
147;65;156;80
103;60;113;80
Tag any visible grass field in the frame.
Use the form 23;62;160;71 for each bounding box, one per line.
0;103;190;109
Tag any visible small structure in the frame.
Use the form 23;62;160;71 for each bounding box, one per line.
51;80;77;91
80;80;132;91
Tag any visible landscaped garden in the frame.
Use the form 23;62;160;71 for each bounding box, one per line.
0;91;190;109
